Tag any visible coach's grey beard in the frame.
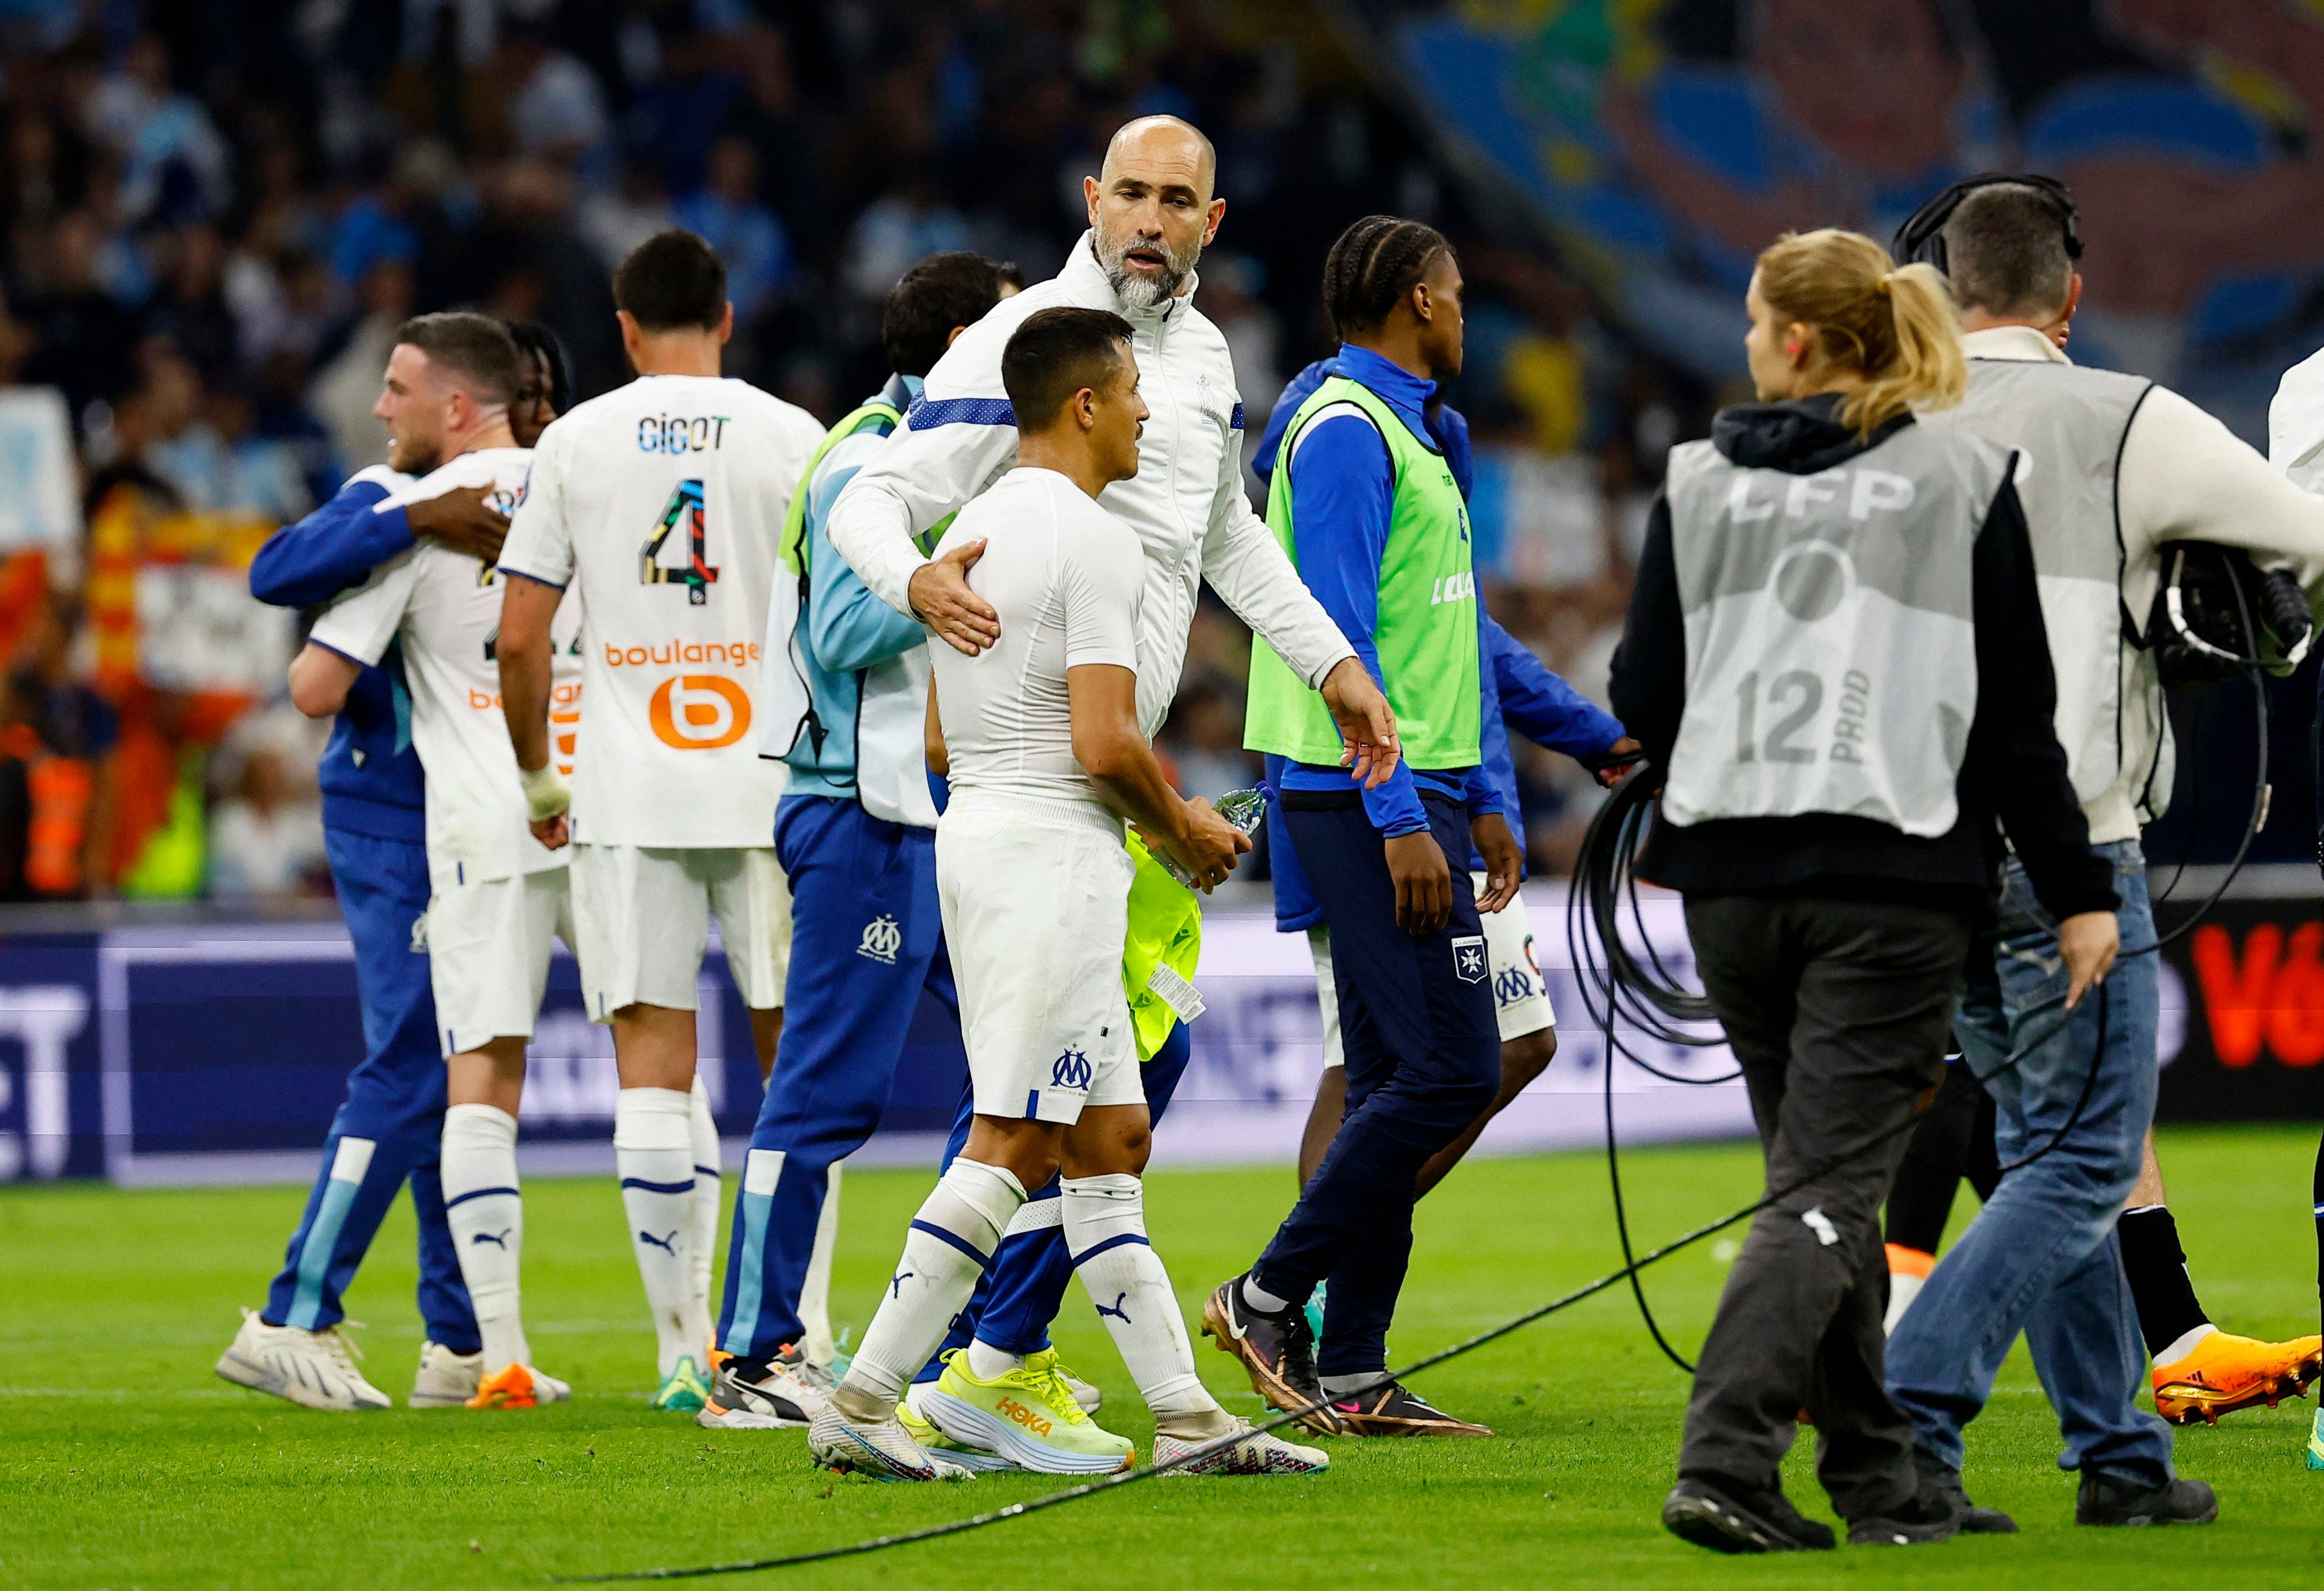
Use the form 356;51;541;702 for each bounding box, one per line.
1097;228;1201;312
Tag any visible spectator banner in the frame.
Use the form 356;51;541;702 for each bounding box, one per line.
8;885;2292;1187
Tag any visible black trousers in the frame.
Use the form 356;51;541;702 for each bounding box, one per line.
1255;790;1500;1377
1677;892;1974;1520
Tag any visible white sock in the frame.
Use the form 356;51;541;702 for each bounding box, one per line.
799;1159;843;1366
616;1087;709;1377
1882;1269;1927;1336
1241;1274;1292;1315
442;1103;527;1372
838;1158;1025;1413
966;1339;1021;1380
687;1076;721;1323
1064;1173;1220;1430
2157;1322;2218;1367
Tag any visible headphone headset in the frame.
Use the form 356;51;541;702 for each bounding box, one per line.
1891;171;2082;276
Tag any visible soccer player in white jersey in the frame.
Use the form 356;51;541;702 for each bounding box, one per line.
808;308;1327;1482
286;313;585;1410
496;231;824;1411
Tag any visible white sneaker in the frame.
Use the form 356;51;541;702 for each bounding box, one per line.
408;1340;484;1408
1153;1418;1330;1477
215;1307;392;1412
807;1401;974;1482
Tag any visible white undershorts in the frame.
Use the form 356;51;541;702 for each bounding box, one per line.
936;794;1141;1125
570;843;792;1017
424;867;576;1057
1313;873;1554;1069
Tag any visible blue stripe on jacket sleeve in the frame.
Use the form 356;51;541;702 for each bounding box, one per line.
905;395;1016;429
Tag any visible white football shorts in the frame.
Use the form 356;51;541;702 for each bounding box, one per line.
425;867;577;1057
1313;873;1554;1069
571;843;792;1017
936;794;1141;1125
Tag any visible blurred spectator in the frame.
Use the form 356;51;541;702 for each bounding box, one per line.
308;259;414;475
673;137;790;320
83;33;231;225
844;177;972;300
206;705;326;901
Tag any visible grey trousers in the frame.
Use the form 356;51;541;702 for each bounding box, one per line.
1675;892;1974;1520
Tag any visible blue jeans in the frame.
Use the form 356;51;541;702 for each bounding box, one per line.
1885;839;2173;1486
263;828;478;1351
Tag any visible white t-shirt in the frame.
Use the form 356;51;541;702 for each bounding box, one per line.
310;448;586;889
498;374;824;848
928;467;1142;813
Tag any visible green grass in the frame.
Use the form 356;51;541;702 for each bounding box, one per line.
5;1126;2323;1590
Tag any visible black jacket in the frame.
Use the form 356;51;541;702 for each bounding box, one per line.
1608;395;2118;921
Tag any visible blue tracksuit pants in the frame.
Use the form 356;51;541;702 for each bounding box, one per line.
912;1016;1194;1382
720;795;957;1359
262;828;479;1351
1254;791;1499;1377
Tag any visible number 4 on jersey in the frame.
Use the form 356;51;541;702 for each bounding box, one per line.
641;479;719;605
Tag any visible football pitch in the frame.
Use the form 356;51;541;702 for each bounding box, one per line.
7;1126;2323;1590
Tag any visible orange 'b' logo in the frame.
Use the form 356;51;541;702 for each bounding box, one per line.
649;674;751;749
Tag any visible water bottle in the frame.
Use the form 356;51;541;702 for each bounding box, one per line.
1155;783;1271;890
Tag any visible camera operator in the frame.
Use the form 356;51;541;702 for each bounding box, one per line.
1881;177;2324;1531
1611;228;2117;1554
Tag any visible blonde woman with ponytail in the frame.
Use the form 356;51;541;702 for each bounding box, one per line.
1609;227;2120;1554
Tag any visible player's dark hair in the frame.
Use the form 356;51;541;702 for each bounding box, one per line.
392;312;523;406
880;253;1005;378
613;230;728;332
503;320;571;416
1001;307;1134;432
1322;215;1453;336
1939;182;2077;319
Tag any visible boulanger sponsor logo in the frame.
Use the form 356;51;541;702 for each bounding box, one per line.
603;640;760;668
857;914;901;965
648;674;751;749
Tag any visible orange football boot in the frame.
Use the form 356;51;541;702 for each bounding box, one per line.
467;1362;542;1410
2152;1331;2324;1425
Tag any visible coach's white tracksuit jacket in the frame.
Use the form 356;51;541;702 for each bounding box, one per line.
827;231;1355;741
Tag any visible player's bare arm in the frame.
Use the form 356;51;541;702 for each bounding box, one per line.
1069;660;1245;890
495;571;569;850
1318;656;1401;790
287;643;362;718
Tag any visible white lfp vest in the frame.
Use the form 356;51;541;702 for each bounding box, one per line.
1661;420;2013;837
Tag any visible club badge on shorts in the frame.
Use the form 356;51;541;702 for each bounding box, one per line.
1452;935;1487;985
1051;1046;1092;1090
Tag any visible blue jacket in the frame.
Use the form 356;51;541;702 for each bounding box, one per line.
779;373;932;801
1254;357;1624;931
247;468;426;842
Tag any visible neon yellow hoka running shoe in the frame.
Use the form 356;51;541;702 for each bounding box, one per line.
922;1349;1134;1474
652;1353;711;1413
900;1387;1018;1473
1021;1346;1102;1414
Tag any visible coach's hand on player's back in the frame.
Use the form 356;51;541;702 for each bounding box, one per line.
1386;828;1453;935
911;540;1002;655
407;483;510;564
1161;796;1251;892
1319;658;1401;790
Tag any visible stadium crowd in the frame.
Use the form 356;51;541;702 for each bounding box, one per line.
0;0;1706;902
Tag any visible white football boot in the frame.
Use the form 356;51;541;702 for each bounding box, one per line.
408;1340;484;1408
807;1401;974;1482
215;1307;391;1412
1153;1418;1331;1477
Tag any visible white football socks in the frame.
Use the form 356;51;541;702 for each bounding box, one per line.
616;1087;710;1376
799;1159;843;1366
687;1076;721;1324
1064;1172;1227;1435
835;1157;1025;1416
442;1103;527;1372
